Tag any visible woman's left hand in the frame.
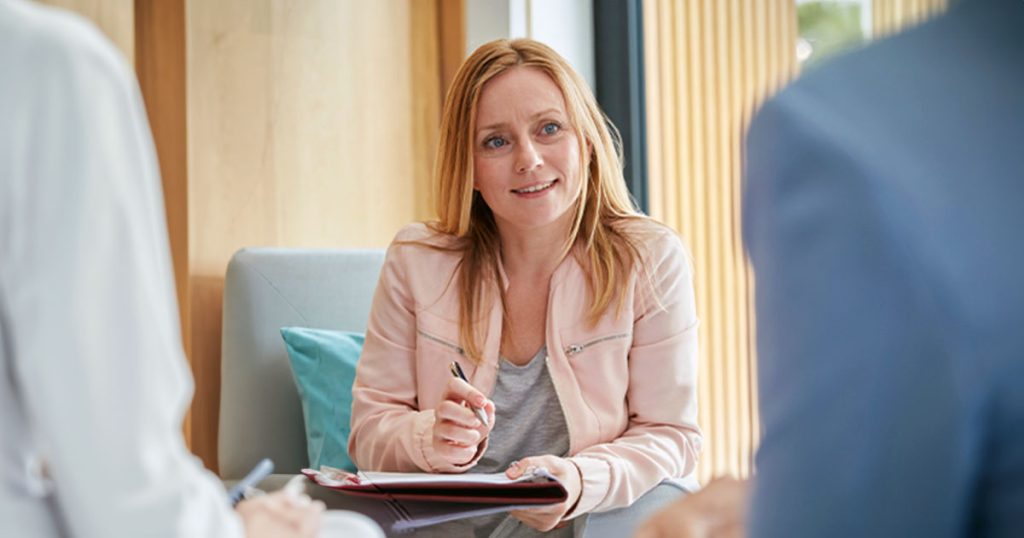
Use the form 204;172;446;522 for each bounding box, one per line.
505;455;583;532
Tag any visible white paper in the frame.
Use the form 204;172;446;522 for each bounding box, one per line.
358;467;556;486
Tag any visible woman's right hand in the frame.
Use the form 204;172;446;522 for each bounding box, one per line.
432;376;495;466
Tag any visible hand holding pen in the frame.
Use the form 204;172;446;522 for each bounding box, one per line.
450;362;490;426
231;459;326;538
430;361;495;467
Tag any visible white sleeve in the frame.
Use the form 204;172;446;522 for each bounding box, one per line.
1;16;243;538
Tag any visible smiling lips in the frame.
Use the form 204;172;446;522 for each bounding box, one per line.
511;178;558;195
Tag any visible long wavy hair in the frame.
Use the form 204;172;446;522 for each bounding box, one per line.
427;38;652;363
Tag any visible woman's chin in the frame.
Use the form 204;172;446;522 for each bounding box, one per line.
493;208;576;236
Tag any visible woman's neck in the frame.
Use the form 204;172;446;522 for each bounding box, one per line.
495;212;575;280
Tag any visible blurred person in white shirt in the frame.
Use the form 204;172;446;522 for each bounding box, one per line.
0;1;330;536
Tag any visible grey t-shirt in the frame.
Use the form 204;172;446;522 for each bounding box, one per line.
458;347;579;538
472;346;571;473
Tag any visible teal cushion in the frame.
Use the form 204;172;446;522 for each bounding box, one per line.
280;327;363;472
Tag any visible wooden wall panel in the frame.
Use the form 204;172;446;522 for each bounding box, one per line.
643;0;799;483
135;0;190;444
134;0;188;365
30;0;446;470
187;0;436;275
438;0;466;98
412;0;443;227
185;0;442;469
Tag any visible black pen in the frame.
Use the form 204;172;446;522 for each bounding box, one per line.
449;361;490;426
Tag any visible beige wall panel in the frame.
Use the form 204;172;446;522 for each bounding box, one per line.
38;0;134;64
187;0;436;277
185;0;441;469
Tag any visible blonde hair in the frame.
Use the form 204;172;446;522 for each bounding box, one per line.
427;38;652;363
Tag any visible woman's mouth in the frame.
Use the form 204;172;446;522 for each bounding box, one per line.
511;179;558;195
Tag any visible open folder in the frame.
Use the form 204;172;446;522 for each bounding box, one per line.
301;466;568;505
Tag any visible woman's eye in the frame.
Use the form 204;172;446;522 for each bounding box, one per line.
542;122;560;135
484;137;507;149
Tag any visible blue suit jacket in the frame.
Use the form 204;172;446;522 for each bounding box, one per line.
743;0;1024;536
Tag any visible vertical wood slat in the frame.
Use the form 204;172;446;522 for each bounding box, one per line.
729;0;746;475
643;0;664;223
135;0;189;445
643;0;798;483
873;0;948;38
411;0;443;224
437;0;465;98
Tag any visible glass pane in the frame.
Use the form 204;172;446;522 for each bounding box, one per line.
796;0;869;67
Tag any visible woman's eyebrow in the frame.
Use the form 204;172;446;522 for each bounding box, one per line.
477;108;564;133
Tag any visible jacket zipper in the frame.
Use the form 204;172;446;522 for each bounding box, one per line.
563;332;630;357
417;329;464;355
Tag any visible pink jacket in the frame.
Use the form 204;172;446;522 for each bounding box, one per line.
349;222;702;516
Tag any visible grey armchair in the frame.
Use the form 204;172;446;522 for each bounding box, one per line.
218;247;385;483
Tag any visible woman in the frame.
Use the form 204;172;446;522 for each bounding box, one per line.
349;39;701;535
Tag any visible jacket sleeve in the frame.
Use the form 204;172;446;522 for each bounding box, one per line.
568;231;703;516
348;237;485;473
2;17;243;538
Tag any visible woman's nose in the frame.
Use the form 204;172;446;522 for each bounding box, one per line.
515;140;543;174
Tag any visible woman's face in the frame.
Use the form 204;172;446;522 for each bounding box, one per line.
472;66;581;235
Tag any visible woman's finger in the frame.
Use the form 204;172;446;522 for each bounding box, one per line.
442;377;489;409
433;421;482;446
506;455;556;478
436;400;483;428
433;440;477;462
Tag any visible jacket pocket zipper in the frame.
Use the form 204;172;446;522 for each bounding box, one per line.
417;329;465;355
564;332;630;357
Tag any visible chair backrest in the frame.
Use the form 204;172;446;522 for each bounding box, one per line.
218;247;385;479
